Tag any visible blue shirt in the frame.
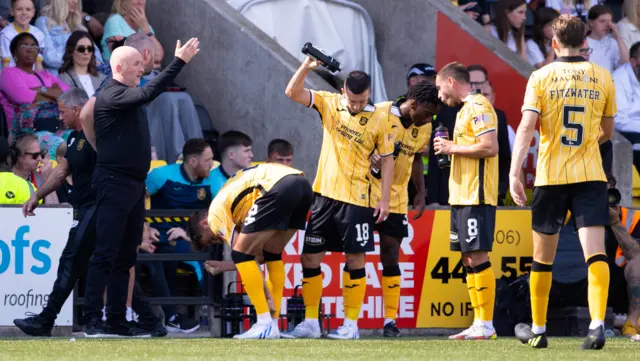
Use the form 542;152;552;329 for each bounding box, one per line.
147;163;222;210
209;165;231;198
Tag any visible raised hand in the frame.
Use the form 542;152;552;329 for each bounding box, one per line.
175;38;200;63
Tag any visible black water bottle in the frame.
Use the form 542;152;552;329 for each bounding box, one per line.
302;42;341;73
435;123;451;169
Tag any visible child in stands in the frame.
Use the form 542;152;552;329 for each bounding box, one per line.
0;0;45;69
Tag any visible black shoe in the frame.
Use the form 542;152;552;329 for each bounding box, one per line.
581;325;606;350
84;319;109;338
514;323;548;348
106;321;152;338
166;314;200;334
139;320;168;337
13;313;53;337
383;321;401;338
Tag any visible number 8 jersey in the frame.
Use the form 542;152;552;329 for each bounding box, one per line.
522;57;616;186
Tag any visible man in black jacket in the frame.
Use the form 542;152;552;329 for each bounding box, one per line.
83;38;200;338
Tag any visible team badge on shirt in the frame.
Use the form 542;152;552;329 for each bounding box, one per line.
77;139;85;151
359;117;369;126
197;188;206;200
412;128;419;138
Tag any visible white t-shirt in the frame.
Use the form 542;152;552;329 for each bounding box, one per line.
545;0;597;19
587;35;621;73
490;25;517;53
77;74;95;97
526;39;552;67
0;23;45;67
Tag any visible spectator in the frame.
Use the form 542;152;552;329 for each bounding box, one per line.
53;139;72;204
527;7;560;68
618;0;640;50
489;0;528;61
612;41;640;173
454;0;491;26
35;0;103;75
467;65;511;205
0;33;70;139
0;0;45;69
122;31;202;163
587;4;628;73
265;138;293;166
210;130;253;192
58;30;106;97
405;63;436;90
101;0;164;68
142;138;219;333
10;132;57;203
546;0;594;21
0;135;36;204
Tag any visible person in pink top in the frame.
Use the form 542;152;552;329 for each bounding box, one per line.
0;32;69;139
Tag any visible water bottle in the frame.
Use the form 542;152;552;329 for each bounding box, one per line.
301;42;341;73
434;123;451;169
199;305;209;332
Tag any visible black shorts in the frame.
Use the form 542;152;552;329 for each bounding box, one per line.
531;181;609;235
450;205;496;252
241;175;313;234
374;213;408;239
303;195;375;254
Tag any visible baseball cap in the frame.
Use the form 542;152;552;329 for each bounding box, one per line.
406;63;437;80
0;136;10;165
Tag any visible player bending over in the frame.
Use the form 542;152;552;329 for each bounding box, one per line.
368;81;440;337
186;163;313;339
434;62;500;340
509;15;616;350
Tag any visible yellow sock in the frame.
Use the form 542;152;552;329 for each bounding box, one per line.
342;268;352;317
530;261;553;331
302;268;323;319
474;265;496;322
235;260;270;315
587;254;610;324
266;260;285;318
382;265;402;320
346;268;367;321
465;269;479;322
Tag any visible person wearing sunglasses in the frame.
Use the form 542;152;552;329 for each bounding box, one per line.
10;133;58;204
0;135;38;205
58;31;107;97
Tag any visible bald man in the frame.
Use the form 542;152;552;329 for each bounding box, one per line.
81;32;157;151
82;38;200;338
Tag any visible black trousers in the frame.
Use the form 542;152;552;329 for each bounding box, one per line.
41;201;156;326
83;168;146;324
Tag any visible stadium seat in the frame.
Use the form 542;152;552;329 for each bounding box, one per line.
149;160;167;171
250;161;264;166
633;166;640;198
211;160;220;169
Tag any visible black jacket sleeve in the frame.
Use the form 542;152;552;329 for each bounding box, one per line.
102;57;186;111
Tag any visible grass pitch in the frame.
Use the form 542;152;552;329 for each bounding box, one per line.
0;337;637;361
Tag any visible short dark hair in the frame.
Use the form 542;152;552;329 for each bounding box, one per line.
406;81;440;107
438;62;470;84
268;139;293;156
552;15;586;49
345;71;371;94
182;138;211;160
186;211;208;251
588;4;613;21
10;32;38;58
217;130;252;158
466;64;489;81
631;42;640;59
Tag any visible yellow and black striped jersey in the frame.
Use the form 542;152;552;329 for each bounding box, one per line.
370;101;431;214
309;90;395;207
449;93;499;206
207;163;302;244
522;57;616;186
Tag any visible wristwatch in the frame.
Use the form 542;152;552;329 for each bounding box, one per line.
84;15;91;23
41;86;47;93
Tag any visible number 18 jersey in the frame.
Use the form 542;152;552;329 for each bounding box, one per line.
522;56;616;186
